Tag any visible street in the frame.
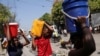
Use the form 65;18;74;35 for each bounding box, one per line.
22;34;100;56
5;34;100;56
50;34;100;56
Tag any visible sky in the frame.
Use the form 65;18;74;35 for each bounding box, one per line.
0;0;54;31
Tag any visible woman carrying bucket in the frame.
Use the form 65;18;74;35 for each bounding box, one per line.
4;23;30;56
30;20;53;56
62;0;96;56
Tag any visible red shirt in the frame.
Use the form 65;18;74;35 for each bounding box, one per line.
35;37;52;56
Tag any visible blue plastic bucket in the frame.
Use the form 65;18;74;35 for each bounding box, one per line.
62;0;89;33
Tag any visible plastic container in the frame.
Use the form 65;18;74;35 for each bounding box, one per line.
62;0;89;33
31;19;45;37
9;23;18;38
4;23;18;38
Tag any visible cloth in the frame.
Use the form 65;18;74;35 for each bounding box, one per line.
1;38;8;48
35;37;52;56
7;41;23;56
53;31;59;37
0;38;7;56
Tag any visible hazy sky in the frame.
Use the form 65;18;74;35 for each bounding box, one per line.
0;0;53;31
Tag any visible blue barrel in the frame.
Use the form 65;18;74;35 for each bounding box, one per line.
62;0;89;33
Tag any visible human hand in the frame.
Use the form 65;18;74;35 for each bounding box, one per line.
76;16;86;24
3;22;9;27
29;31;36;39
76;16;87;27
19;29;24;36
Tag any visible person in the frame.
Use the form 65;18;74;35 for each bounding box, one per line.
5;23;30;56
27;31;32;41
0;36;7;56
30;22;53;56
68;16;96;56
63;28;67;37
52;29;59;43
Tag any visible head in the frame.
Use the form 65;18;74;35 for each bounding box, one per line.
11;37;19;46
42;25;49;37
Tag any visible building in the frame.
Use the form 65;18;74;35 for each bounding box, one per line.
91;13;100;33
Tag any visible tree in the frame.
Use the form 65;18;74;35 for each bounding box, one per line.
51;1;65;31
0;3;12;37
51;0;100;25
0;3;11;22
89;0;100;13
40;13;52;24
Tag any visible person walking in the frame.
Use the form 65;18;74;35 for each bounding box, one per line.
5;23;30;56
68;16;96;56
30;22;53;56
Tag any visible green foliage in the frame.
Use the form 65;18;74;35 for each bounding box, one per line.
51;2;65;25
0;3;11;22
0;3;12;36
51;0;100;28
89;0;100;13
40;13;52;24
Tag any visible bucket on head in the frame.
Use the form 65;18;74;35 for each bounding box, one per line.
9;23;18;38
31;19;45;37
4;23;18;38
62;0;89;33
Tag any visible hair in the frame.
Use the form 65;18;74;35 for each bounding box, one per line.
41;21;54;37
10;37;19;46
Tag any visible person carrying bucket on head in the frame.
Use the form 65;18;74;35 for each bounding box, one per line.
30;19;54;56
61;0;96;56
4;22;30;56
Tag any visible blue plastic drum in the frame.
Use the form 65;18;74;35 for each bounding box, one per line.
62;0;89;33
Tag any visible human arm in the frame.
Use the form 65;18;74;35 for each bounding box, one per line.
29;31;37;50
44;22;54;32
20;29;30;46
78;16;96;54
68;16;96;56
1;38;8;48
44;22;54;37
5;23;11;41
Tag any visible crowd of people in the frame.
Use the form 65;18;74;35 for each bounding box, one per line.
0;16;96;56
0;0;96;56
